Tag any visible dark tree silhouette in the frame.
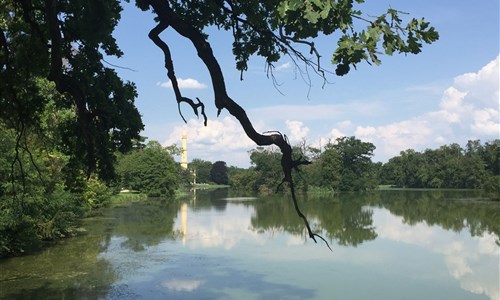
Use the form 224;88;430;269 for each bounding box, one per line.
210;161;229;185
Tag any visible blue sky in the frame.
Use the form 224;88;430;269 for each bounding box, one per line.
108;1;499;167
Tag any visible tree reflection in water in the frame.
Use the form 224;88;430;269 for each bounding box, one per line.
244;189;499;248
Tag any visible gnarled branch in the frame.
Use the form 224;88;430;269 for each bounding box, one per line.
148;20;208;125
145;0;331;249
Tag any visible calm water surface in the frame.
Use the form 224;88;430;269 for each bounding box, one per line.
1;189;499;299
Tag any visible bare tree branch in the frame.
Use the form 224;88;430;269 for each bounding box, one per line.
145;0;331;249
148;20;208;125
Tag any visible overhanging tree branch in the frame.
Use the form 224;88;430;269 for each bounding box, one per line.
148;21;207;125
145;0;330;248
139;0;438;249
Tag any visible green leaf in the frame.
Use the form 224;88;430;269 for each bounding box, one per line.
304;9;320;24
277;1;289;18
288;0;304;11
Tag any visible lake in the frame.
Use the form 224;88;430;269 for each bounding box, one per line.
0;189;498;300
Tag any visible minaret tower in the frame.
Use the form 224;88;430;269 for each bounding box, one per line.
180;133;188;169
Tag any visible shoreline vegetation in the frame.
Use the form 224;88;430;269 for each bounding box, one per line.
1;138;498;257
0;186;496;259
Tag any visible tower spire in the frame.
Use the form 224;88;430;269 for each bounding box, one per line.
181;133;188;169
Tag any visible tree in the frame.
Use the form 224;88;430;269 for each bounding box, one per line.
0;117;113;256
2;0;438;246
190;159;213;183
1;0;144;181
116;141;179;197
210;161;229;185
481;140;500;176
1;1;146;252
330;136;377;191
314;144;342;191
228;166;258;191
249;147;283;193
379;140;498;192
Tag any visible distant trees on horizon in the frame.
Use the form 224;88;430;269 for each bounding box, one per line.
228;138;499;198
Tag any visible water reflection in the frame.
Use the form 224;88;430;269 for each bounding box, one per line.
108;201;179;251
0;189;498;300
249;193;379;246
101;251;316;300
374;190;500;244
374;208;499;300
177;189;499;300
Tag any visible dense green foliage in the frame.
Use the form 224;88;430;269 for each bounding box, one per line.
248;147;284;193
228;166;258;191
380;140;499;199
323;136;378;191
231;137;378;193
0;0;144;179
228;138;499;199
0;0;144;256
116;141;180;197
0;120;112;257
190;159;213;183
145;0;438;77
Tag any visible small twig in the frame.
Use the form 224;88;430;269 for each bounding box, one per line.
265;63;286;96
101;59;138;72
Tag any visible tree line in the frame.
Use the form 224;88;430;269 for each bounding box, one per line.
380;140;499;190
229;137;499;198
1;115;497;257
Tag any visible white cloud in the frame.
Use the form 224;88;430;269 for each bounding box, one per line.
159;78;208;89
438;87;470;123
472;108;499;135
350;55;500;161
336;120;353;129
155;56;499;165
163;116;255;166
276;62;292;71
330;128;346;141
355;117;438;159
285;120;309;142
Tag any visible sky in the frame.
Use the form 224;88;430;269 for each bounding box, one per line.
107;1;500;167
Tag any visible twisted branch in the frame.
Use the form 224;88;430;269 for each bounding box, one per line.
148;21;208;125
145;0;331;249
